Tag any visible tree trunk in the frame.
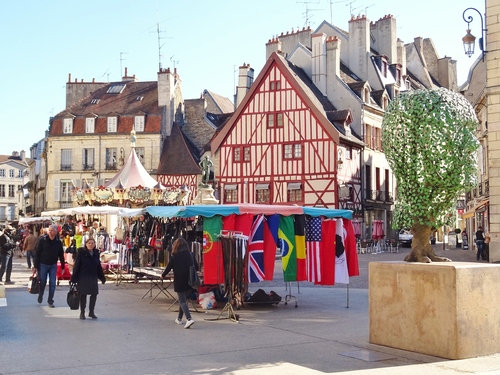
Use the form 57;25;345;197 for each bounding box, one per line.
404;223;451;263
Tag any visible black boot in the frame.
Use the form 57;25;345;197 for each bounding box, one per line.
89;295;97;319
80;294;87;320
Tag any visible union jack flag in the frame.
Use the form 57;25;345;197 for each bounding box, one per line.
248;214;265;282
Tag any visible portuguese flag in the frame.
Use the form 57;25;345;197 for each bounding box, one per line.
203;215;223;284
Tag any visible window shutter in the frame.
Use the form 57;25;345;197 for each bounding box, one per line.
54;179;60;202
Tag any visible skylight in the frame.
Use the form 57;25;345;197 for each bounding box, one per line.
107;84;126;94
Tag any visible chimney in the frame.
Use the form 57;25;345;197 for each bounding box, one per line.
122;67;137;82
413;37;427;68
235;63;254;108
373;15;397;64
312;33;327;96
266;37;282;60
348;15;370;81
158;68;175;135
20;150;26;161
326;36;341;102
397;38;407;77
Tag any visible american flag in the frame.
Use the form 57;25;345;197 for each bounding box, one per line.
248;214;265;282
306;216;322;283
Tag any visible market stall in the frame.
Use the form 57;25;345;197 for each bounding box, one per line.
137;204;359;317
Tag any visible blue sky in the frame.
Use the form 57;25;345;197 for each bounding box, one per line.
0;0;482;156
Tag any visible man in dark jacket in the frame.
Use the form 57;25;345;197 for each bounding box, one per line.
35;224;65;308
0;225;17;284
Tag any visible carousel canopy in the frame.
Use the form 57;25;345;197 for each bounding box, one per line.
146;204;353;219
105;148;164;189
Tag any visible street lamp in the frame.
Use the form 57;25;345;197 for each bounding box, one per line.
462;7;487;61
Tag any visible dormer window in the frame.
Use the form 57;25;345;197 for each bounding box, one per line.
383;96;389;110
85;117;95;133
364;87;370;103
90;99;100;104
107;116;117;132
63;118;73;134
382;60;388;78
134;115;145;132
106;84;126;94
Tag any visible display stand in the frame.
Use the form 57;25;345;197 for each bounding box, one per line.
284;281;298;308
205;231;247;323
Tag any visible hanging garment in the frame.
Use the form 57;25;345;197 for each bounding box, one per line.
342;218;360;277
335;219;349;284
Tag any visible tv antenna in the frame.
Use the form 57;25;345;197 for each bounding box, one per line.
297;1;322;27
170;55;179;70
99;68;111;82
120;52;128;77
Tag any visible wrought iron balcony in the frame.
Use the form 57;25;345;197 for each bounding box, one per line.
105;163;117;170
83;164;95;170
60;164;72;171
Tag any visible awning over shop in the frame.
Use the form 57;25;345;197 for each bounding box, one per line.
461;199;489;219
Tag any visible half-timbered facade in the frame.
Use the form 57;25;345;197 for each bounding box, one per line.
212;54;363;210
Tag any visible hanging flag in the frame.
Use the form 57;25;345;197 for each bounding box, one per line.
343;218;360;277
263;214;279;280
248;215;265;282
202;215;223;284
279;215;297;282
306;216;322;284
320;219;336;285
335;218;349;284
294;214;307;281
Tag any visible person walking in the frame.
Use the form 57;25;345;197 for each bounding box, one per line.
0;225;17;284
34;224;65;307
23;229;38;269
475;226;486;261
71;238;106;320
160;238;198;329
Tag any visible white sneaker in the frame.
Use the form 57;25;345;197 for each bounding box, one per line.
174;318;183;325
184;319;195;329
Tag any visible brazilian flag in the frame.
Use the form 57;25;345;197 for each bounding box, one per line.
279;215;297;282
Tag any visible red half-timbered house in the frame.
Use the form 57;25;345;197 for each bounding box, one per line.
211;53;363;210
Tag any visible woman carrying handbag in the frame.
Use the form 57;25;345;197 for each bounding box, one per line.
160;238;199;329
71;238;106;320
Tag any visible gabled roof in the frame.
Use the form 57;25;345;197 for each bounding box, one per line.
212;52;361;153
156;122;201;176
105;148;161;189
203;90;234;114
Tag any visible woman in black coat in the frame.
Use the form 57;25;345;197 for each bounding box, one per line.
160;238;199;329
71;238;106;320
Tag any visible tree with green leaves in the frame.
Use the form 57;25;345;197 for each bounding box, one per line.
382;88;479;262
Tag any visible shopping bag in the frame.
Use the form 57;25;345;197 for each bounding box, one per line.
28;272;40;294
67;283;80;310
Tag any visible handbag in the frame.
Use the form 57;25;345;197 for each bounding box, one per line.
67;283;80;310
188;253;200;290
28;271;40;294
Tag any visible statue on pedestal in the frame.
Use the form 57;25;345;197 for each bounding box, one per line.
198;155;213;187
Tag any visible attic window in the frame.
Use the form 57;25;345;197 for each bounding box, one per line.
136;96;144;101
106;84;126;94
90;99;100;104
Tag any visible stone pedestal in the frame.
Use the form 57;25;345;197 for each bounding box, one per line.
192;185;219;205
369;261;500;359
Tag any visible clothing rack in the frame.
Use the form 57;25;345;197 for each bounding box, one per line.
207;231;248;322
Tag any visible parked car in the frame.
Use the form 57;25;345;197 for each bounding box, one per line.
399;229;413;247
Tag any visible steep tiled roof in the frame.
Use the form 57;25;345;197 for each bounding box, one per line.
203;90;234;114
156;123;201;175
51;81;163;136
